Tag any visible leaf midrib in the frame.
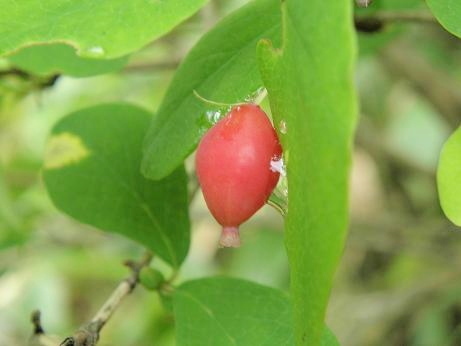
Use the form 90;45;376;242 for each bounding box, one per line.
94;148;179;267
176;289;238;346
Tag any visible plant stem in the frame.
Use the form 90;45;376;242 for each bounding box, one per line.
29;252;153;346
355;10;437;33
88;252;153;333
363;10;436;23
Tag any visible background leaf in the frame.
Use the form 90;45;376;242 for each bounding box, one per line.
427;0;461;38
43;103;190;267
258;0;357;344
7;44;129;77
437;126;461;226
173;277;339;346
142;0;281;180
0;0;208;59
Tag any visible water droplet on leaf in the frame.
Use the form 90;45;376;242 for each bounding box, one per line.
270;156;286;176
86;46;105;57
245;87;267;104
206;110;222;125
279;120;287;134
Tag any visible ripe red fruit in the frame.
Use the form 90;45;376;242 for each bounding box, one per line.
196;104;282;247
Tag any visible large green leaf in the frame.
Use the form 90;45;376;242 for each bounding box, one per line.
258;0;357;345
437;127;461;226
0;0;208;59
8;44;129;77
427;0;461;38
43;103;189;267
142;0;281;180
173;277;339;346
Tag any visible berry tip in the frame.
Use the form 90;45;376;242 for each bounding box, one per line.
220;226;241;248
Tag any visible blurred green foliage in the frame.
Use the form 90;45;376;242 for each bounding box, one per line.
1;0;461;345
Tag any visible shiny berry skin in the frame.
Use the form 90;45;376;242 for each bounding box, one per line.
196;104;282;247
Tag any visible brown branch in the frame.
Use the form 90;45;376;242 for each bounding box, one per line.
31;310;45;335
0;67;30;79
29;252;153;346
0;67;60;90
362;10;436;23
29;311;62;346
355;10;437;33
60;252;153;346
91;253;153;330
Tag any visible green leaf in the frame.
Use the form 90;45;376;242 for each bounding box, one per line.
173;277;339;346
142;0;281;180
427;0;461;38
8;44;129;77
320;329;339;346
437;127;461;226
258;0;357;345
0;0;208;59
42;103;190;267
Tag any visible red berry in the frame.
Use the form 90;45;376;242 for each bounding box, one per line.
196;104;282;247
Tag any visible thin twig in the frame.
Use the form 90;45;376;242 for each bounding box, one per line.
0;68;30;78
29;310;62;346
58;252;153;346
355;10;437;33
364;10;436;23
0;66;60;90
31;310;45;335
92;252;153;330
